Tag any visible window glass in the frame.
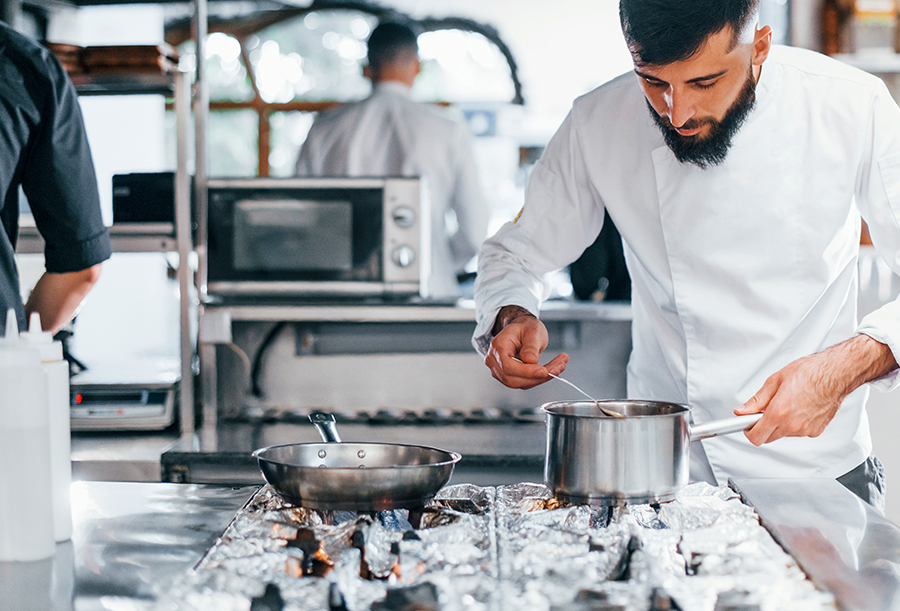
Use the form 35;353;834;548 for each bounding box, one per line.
209;110;258;176
179;37;254;103
415;29;515;103
252;10;376;103
168;9;520;178
253;12;516;104
268;111;318;177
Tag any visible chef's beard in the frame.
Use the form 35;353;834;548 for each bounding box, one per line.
648;66;757;169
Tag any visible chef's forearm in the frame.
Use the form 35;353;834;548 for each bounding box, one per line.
824;334;898;399
25;264;102;334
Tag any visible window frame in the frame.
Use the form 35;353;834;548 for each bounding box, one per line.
166;2;523;176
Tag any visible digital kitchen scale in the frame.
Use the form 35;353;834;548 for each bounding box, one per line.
69;359;179;431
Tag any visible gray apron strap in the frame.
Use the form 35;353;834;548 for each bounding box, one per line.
837;455;886;514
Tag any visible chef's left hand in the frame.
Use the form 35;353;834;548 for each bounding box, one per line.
734;334;898;446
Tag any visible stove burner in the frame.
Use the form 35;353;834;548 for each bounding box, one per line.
232;405;546;425
370;582;439;611
650;586;684;610
553;589;626;611
158;482;838;611
284;528;333;577
249;583;284;611
608;535;642;582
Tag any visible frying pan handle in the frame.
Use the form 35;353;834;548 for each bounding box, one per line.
689;413;763;442
309;412;342;443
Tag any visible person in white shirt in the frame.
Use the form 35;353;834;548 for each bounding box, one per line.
474;0;900;510
295;21;489;300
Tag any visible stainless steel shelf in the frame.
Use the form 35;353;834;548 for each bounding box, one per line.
16;222;177;254
16;69;197;437
71;71;179;96
198;299;632;324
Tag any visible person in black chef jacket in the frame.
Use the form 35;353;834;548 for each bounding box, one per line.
0;22;111;336
569;210;631;303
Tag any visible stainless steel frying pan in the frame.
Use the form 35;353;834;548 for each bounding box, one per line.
253;413;461;511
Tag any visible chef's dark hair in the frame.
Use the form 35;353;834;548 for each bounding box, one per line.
620;0;760;66
367;21;419;71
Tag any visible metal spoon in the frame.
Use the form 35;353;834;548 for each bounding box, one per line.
546;372;625;418
511;357;624;418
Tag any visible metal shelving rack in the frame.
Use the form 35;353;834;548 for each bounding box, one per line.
16;69;195;436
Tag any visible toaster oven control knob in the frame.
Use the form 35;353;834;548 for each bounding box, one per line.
391;205;416;229
391;245;416;268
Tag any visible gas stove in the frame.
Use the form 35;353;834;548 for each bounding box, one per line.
152;482;836;611
232;405;546;425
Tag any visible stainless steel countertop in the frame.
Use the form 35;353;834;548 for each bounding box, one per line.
71;430;181;482
0;481;258;611
732;477;900;611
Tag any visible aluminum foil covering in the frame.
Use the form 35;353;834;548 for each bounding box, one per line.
151;482;837;611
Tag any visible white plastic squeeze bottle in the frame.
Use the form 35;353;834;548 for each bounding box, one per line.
0;308;54;561
21;312;72;542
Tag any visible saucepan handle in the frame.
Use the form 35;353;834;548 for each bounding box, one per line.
309;411;342;443
689;413;763;442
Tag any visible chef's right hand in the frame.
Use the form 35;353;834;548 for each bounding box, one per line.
484;305;569;389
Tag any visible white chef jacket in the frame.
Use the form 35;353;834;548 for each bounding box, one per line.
473;45;900;484
296;82;489;299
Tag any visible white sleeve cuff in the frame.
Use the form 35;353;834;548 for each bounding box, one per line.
472;308;499;356
857;302;900;392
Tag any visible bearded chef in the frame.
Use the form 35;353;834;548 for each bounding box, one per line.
474;0;900;512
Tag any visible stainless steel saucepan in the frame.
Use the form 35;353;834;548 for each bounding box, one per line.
253;413;461;511
543;400;762;506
